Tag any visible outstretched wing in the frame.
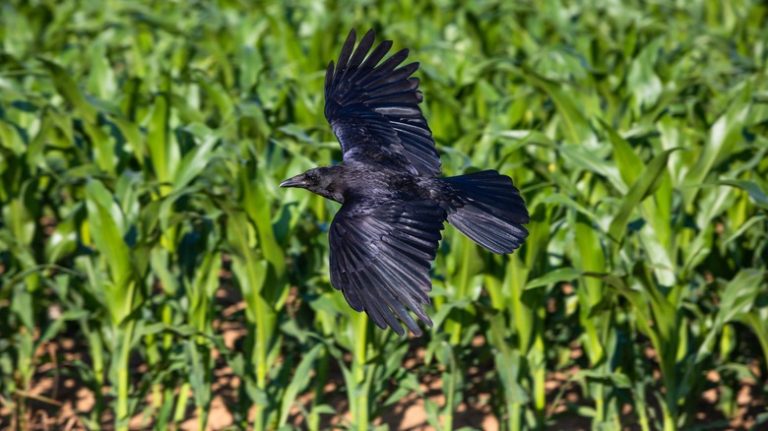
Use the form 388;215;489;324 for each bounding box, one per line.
325;29;441;176
328;198;445;335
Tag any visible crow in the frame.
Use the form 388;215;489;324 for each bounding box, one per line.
281;29;529;336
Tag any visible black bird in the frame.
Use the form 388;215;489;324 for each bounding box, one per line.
281;29;529;336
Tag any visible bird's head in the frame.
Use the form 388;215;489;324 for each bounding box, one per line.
280;166;345;203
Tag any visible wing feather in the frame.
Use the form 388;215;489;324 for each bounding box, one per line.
324;30;441;176
329;199;445;335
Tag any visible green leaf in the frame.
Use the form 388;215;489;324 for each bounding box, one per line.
39;58;98;123
277;344;323;426
145;91;178;193
697;269;766;361
608;148;682;244
682;91;751;206
525;267;582;290
522;68;592;145
85;180;134;323
560;145;626;193
716;179;768;209
173;130;217;189
598;118;643;187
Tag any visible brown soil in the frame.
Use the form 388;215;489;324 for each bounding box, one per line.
1;285;765;430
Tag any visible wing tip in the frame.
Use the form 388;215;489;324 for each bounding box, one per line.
325;60;335;88
337;29;357;68
345;29;357;44
358;29;379;52
372;309;431;337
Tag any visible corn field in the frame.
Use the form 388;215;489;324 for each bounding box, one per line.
1;1;767;430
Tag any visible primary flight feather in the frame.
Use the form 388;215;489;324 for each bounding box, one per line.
281;29;529;336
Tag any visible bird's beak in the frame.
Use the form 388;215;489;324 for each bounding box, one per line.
279;174;307;188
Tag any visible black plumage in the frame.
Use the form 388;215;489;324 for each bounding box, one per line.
324;29;440;176
281;29;529;335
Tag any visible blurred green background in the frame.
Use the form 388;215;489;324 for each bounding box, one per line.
1;0;767;430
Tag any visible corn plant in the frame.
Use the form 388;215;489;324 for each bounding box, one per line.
1;1;767;430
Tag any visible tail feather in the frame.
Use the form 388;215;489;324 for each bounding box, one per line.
442;170;529;254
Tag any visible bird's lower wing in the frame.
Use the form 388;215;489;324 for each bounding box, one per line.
329;199;445;335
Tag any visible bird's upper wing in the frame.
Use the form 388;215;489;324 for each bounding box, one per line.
324;29;441;176
328;198;445;335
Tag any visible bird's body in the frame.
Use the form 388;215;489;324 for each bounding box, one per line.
281;30;529;335
294;163;451;206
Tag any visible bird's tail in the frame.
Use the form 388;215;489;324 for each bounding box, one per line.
442;170;529;254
